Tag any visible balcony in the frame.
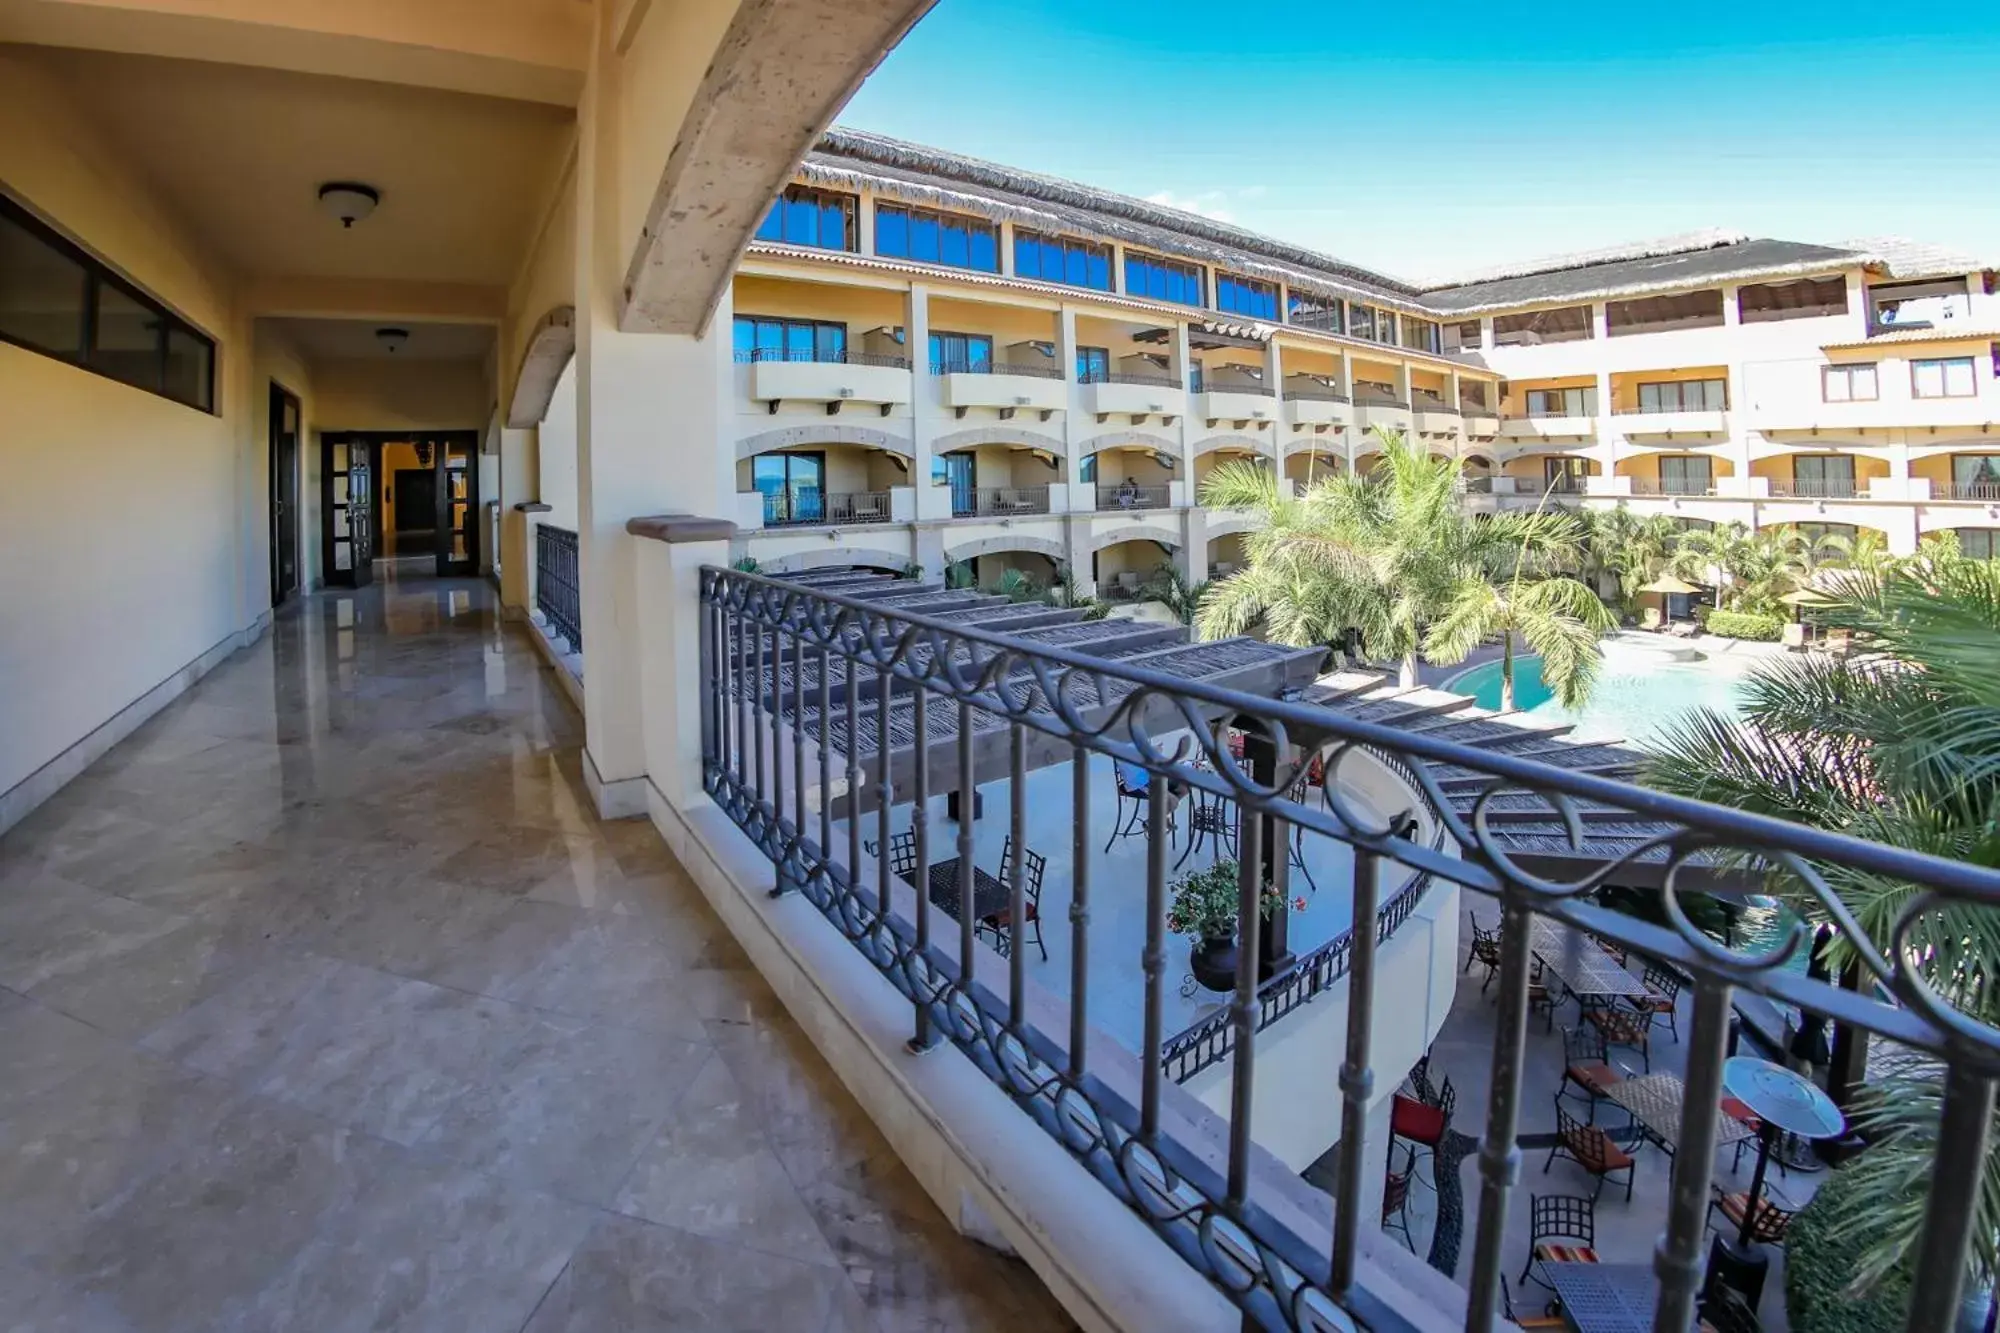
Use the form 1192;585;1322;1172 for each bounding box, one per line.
1095;482;1171;511
1351;394;1413;434
936;359;1068;419
1412;398;1461;436
1194;382;1277;426
1460;403;1500;436
1079;369;1185;420
950;484;1054;518
1629;477;1718;497
1765;478;1861;500
1612;404;1728;436
1933;481;2000;502
755;489;894;526
746;348;912;412
1282;388;1354;430
1500;409;1596;439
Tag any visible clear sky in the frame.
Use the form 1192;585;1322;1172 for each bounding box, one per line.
840;0;2000;283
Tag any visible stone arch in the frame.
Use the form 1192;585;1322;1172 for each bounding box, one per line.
624;0;936;334
1076;429;1180;461
505;306;575;428
931;426;1067;459
1203;513;1261;542
1191;433;1272;459
1088;523;1181;555
735;423;914;461
754;546;909;575
942;533;1068;565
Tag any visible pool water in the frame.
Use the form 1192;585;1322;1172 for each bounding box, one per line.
1450;649;1758;749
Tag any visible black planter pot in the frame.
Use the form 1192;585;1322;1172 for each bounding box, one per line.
1190;935;1240;993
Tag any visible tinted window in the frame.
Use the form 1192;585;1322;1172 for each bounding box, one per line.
0;207;87;357
163;323;212;412
92;279;162;393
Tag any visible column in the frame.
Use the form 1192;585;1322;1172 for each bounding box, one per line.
572;0;737;818
908;283;947;521
1720;285;1753;485
1170;322;1196;476
1110;243;1128;295
998;221;1015;278
498;425;539;615
857;192;877;256
1057;305;1082;503
1263;338;1285;461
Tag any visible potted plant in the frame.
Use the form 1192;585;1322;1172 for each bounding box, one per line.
1167;861;1300;992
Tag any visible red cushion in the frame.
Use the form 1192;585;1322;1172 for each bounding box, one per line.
1720;1096;1758;1127
1567;1126;1633;1170
1391;1095;1446;1145
1567;1061;1620;1093
1533;1242;1599;1265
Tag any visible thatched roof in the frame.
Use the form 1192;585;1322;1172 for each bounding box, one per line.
1421;237;1870;315
1838;235;1996;281
811;127;1435;315
1421;230;1749;289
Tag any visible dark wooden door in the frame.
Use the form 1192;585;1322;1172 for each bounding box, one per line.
394;469;438;537
268;384;300;606
322;436;374;587
437;436;478;576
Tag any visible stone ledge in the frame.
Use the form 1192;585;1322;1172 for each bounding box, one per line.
627;513;736;543
513;501;552;512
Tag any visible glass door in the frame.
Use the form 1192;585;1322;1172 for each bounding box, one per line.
323;438;373;587
438;437;477;575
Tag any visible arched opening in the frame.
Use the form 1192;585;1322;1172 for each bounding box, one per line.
1282;445;1347;493
1207;532;1247;580
739;440;910;527
1093;537;1177;600
935;442;1065;516
1081;443;1176;512
945;548;1062;596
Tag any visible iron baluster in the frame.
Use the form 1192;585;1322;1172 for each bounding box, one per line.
957;698;976;986
1330;847;1379;1297
1905;1064;1997;1333
877;662;894;933
792;631;806;876
1009;722;1027;1029
1069;741;1091;1083
1466;898;1533;1333
1654;977;1733;1332
911;685;934;1051
1227;802;1264;1207
1141;776;1167;1138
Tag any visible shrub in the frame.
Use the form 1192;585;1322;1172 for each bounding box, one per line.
1704;609;1784;641
1785;1165;1912;1333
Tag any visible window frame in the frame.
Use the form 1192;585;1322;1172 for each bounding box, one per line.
927;329;994;375
1820;362;1878;403
0;191;216;413
1215;272;1279;321
1912;357;1977;399
1635;378;1727;413
873;201;1000;273
751;186;858;252
731;314;848;364
1123;250;1207;308
1014;229;1113;292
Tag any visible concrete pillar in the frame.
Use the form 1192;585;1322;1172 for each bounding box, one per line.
632;519;733;812
1110;243;1127;295
572;0;735;818
998;221;1014;278
857;192;877;255
1057;305;1080;482
1263;339;1284;461
498;425;540;615
908;283;946;520
1392;361;1411;404
1479;316;1496;350
1336;349;1352;397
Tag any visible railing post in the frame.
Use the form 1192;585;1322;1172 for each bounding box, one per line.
1466;897;1533;1333
1655;977;1733;1330
628;516;734;816
1330;846;1378;1298
1906;1064;1997;1333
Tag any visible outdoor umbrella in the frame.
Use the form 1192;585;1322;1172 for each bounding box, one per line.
1637;574;1702;596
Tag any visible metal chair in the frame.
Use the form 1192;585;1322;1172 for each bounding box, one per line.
1391;1075;1454;1187
1463;916;1502;991
1559;1025;1624;1124
1502;1277;1568;1329
1625;962;1684;1041
982;837;1048;961
1520;1192;1598;1289
1106;760;1168;852
1582;995;1651;1071
1709;1187;1795;1246
1545;1099;1635;1202
862;831;917;882
1381;1142;1416;1253
1527;959;1564;1033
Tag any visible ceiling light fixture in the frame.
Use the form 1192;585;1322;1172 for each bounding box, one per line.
375;327;409;355
318;182;380;228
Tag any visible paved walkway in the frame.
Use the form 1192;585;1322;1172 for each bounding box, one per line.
0;574;1070;1331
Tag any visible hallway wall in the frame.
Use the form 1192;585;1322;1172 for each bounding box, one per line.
311;356;489;432
0;51;260;817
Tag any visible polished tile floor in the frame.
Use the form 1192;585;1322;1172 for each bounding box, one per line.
0;575;1072;1332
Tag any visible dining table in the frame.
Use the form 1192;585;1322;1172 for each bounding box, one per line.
1602;1071;1756;1159
1541;1262;1684;1333
1529;919;1651;1000
924;859;1011;924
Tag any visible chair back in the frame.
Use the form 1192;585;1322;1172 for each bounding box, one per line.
1431;1074;1456;1123
1641;962;1683;1001
1563;1024;1608;1067
1114;760;1150;798
887;830;917;879
1554;1100;1614;1171
1526;1192;1595;1249
998;838;1048;904
1406;1054;1436;1105
1381;1167;1409;1220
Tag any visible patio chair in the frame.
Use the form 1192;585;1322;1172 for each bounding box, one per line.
1668;620;1700;639
1501;1277;1568;1329
1105;760;1157;852
1519;1192;1598;1288
1641;606;1663;631
862;831;918;883
1709;1187;1795;1246
1582;995;1650;1071
1381;1142;1416;1253
1625;962;1684;1041
1720;1096;1787;1175
1527;959;1563;1034
1405;1053;1437;1105
1559;1025;1624;1124
1545;1099;1635;1202
1391;1075;1454;1187
1463;916;1502;991
1697;1284;1761;1333
982;837;1049;961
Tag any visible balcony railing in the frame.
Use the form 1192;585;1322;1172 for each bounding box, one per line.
952;485;1052;518
534;522;581;652
759;490;893;526
1768;478;1860;499
1353;394;1412;409
1282;388;1350;403
1630;478;1717;497
698;566;2000;1333
933;359;1064;379
1205;381;1276;397
1096;483;1171;511
1522;404;1594;419
1079;368;1182;389
1613;401;1728;415
1412;398;1459;415
1938;481;2000;501
736;347;911;369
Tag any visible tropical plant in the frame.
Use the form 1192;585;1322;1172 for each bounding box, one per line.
1645;550;2000;1296
1164;859;1300;941
1673;522;1814;616
993;568;1044;603
944;560;976;590
731;555;760;573
1701;608;1785;641
1049;561;1085;608
1578;505;1688;615
1142;561;1210;626
899;561;925;581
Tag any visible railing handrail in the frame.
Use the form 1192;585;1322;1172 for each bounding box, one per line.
1353;394;1412;409
1079;368;1183;389
1520;404;1594;419
1412;398;1460;415
1613;401;1728;415
1094;483;1171;510
1282;388;1350;403
1202;380;1276;397
739;347;911;369
933;359;1064;379
955;485;1053;517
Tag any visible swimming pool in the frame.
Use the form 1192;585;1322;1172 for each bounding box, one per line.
1448;634;1759;748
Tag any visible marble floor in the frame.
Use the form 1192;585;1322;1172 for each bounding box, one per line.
0;573;1073;1332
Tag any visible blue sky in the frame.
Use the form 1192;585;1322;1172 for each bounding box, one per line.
840;0;2000;281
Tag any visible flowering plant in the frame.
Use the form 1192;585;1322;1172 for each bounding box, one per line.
1164;861;1301;941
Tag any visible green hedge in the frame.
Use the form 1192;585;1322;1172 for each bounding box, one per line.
1785;1166;1912;1333
1704;609;1786;641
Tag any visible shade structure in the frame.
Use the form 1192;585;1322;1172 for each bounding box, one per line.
1779;588;1834;607
1637;574;1702;596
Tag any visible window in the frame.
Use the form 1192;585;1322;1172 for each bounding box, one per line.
1659;456;1713;494
1346;304;1397;345
1870;278;1971;332
1014;231;1111;290
1075;345;1110;383
1606;289;1724;336
1951;456;2000;500
731;315;847;363
1216;273;1279;321
1544;457;1589;493
1493;305;1592;345
1401;316;1441;355
0;194;215;412
1952;529;2000;560
1078;454;1097;484
1635;379;1726;412
1821;363;1877;403
875;203;998;272
1913;357;1977;399
1739;277;1847;323
1454;320;1482;350
1124;252;1205;307
1288;292;1343;333
752;452;826;525
1525;387;1593;417
752;186;857;251
928;330;993;374
1793;455;1856;497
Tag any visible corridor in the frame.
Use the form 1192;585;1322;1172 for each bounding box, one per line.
0;579;1070;1331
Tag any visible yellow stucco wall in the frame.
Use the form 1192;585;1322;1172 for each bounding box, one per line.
1616;453;1736;482
312;358;490;432
734;275;905;333
1749;453;1888;482
1608;365;1728;411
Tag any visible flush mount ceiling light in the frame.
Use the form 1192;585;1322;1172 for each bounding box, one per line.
317;182;380;228
375;327;409;355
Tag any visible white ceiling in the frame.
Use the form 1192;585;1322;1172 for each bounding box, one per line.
26;46;573;287
265;317;494;362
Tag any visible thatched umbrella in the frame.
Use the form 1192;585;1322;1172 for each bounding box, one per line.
1637;574;1702;597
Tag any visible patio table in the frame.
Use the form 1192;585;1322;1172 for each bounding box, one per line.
1603;1072;1755;1158
926;860;1010;924
1541;1262;1684;1333
1530;919;1650;1000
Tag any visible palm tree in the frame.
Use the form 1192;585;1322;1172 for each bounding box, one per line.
1141;561;1209;626
1645;549;2000;1296
1198;430;1613;702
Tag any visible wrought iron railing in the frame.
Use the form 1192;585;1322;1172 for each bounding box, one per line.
1938;481;2000;501
534;522;581;652
953;485;1052;517
1204;380;1276;397
933;359;1065;379
1412;398;1460;415
759;490;893;527
1614;400;1728;415
1353;394;1412;410
1768;478;1860;499
1096;483;1171;511
697;566;2000;1333
1630;478;1717;497
1283;388;1350;403
1079;368;1183;389
738;347;911;369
